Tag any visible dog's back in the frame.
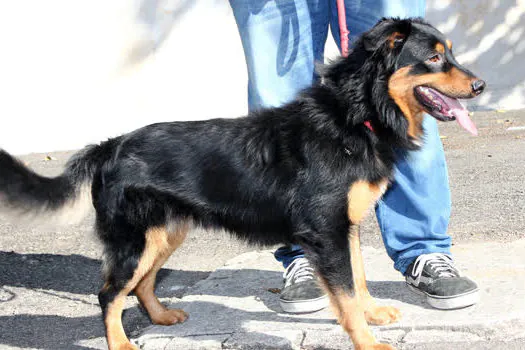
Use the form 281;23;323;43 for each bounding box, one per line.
92;117;302;247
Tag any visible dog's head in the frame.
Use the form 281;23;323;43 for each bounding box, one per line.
327;18;485;148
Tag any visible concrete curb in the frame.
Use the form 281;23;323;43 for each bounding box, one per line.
136;240;525;349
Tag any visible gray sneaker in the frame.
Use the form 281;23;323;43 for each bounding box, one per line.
405;253;480;309
279;257;329;313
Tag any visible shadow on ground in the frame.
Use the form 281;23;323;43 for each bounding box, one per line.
0;251;208;349
0;251;210;297
0;251;421;349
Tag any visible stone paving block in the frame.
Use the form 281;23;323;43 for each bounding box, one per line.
164;334;230;350
139;337;172;350
402;329;483;343
375;329;406;344
302;328;405;349
302;329;352;350
223;330;303;350
137;240;525;350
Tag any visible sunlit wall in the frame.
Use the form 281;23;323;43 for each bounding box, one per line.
0;0;523;154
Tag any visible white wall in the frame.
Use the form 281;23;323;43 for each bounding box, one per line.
0;0;523;154
426;0;525;113
0;1;247;154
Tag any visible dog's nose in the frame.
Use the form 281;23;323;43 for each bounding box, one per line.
471;80;486;95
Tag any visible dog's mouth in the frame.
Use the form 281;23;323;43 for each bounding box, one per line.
414;86;478;135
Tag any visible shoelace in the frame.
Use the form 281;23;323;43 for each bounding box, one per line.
283;257;315;288
411;253;459;280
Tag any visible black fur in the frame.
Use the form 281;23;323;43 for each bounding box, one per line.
0;138;119;217
0;150;73;212
0;18;483;348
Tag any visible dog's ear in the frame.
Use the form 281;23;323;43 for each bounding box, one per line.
388;32;406;49
363;18;411;52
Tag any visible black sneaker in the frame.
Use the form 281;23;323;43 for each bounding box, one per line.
279;257;329;313
405;253;480;309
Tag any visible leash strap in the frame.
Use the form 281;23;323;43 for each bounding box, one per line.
336;0;350;57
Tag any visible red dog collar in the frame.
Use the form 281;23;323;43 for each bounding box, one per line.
364;120;374;133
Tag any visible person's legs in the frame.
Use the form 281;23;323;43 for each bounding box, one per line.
229;0;331;313
329;0;479;309
274;244;305;269
229;0;330;111
376;116;451;273
329;0;447;274
381;116;478;310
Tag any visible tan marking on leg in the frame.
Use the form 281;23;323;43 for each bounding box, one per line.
348;180;389;225
135;221;190;325
349;225;401;326
105;295;138;350
105;225;187;350
446;39;453;50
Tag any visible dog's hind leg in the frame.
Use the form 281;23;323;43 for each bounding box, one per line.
98;225;179;350
134;223;189;325
99;281;138;350
348;180;401;326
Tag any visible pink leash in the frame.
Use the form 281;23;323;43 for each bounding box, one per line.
336;0;350;57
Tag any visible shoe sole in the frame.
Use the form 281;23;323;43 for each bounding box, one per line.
406;283;480;310
279;294;329;313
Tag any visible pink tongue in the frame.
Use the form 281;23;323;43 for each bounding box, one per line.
439;93;478;136
452;108;478;136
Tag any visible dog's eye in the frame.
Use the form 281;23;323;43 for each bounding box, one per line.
428;55;441;63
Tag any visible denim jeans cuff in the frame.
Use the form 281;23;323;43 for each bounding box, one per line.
395;248;452;276
395;256;418;276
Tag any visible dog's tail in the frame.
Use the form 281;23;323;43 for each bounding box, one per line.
0;137;120;226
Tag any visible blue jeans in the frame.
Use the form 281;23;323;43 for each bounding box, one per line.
229;0;451;275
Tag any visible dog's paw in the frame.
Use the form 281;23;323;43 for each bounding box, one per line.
152;308;188;326
364;305;401;325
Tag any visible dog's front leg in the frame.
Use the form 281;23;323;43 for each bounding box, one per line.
347;180;401;325
299;231;394;350
349;224;401;325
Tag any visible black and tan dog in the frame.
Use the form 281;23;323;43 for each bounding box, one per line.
0;18;484;350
